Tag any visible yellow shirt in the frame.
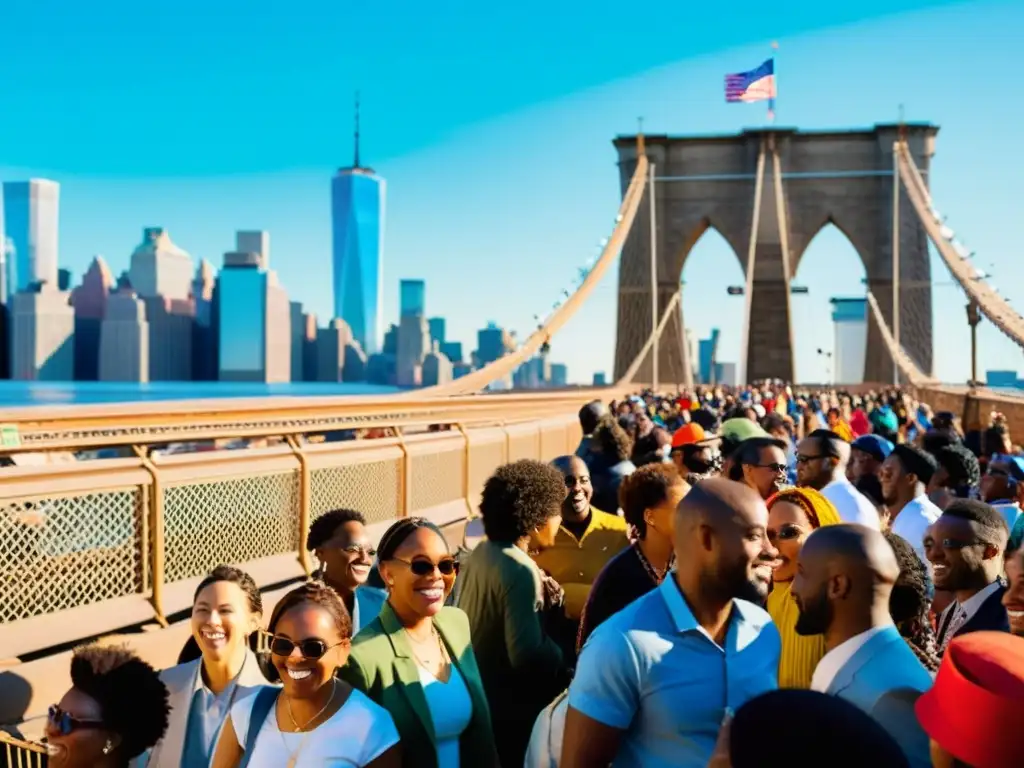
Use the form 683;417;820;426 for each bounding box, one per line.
533;508;629;620
767;581;827;689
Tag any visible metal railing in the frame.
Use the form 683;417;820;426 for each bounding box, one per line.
0;732;47;767
1;413;582;658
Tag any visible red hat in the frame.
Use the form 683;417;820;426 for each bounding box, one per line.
915;632;1024;768
672;422;706;448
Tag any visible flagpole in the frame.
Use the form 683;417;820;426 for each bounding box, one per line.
768;41;778;124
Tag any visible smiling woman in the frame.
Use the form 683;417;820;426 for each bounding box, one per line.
340;518;500;768
210;582;401;768
136;566;267;768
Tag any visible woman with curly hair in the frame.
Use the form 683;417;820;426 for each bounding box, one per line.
883;530;941;672
46;643;170;768
211;582;400;767
457;459;571;768
765;487;843;688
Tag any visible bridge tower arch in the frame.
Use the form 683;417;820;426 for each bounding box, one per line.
613;124;938;385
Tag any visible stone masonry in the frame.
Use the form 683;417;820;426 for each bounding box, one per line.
613;124;938;385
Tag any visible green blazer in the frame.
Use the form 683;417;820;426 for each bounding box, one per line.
340;602;499;768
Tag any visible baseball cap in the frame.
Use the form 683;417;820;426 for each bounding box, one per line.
719;418;769;444
851;435;894;463
671;422;719;449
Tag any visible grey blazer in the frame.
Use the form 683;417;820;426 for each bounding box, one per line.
826;626;933;768
136;650;268;767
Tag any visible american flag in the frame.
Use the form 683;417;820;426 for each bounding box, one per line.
725;59;776;104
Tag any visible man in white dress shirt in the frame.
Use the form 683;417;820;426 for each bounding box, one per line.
880;444;943;565
795;430;880;529
792;524;932;768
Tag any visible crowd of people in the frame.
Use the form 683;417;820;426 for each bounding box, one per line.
33;385;1024;767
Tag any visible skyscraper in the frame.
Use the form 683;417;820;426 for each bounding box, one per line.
331;95;385;354
2;180;60;293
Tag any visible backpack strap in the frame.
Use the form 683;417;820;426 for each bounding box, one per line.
237;687;278;768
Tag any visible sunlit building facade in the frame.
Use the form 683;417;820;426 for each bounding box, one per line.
331;168;385;354
218;251;291;382
2;179;60;293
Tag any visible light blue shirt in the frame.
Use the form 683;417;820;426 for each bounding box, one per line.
419;664;473;768
568;575;780;768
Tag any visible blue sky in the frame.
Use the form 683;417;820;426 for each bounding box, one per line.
2;0;1020;385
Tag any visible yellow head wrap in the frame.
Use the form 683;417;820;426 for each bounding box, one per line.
767;486;842;530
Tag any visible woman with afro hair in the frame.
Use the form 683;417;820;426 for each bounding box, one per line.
45;643;170;768
457;459;572;768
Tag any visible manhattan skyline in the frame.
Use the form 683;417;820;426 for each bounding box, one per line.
1;0;1020;385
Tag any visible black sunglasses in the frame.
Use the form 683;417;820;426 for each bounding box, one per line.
268;635;343;659
391;557;458;577
755;462;788;474
48;705;104;736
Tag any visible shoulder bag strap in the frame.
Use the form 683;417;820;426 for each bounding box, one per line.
237;687;278;768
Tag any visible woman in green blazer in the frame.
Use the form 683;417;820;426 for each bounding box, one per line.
340;518;499;768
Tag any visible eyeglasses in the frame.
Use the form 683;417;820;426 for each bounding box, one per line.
268;635;344;659
754;462;788;474
938;538;984;550
390;557;458;577
339;543;377;557
795;454;825;464
48;705;104;736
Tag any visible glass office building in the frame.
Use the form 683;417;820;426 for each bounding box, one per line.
2;179;60;293
218;258;267;379
331;168;385;354
400;279;425;318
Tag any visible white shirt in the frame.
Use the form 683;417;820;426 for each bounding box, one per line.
229;686;399;767
810;626;888;693
989;501;1022;534
890;495;942;565
821;478;881;529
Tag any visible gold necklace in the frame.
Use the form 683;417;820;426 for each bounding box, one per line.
407;625;450;674
278;678;336;768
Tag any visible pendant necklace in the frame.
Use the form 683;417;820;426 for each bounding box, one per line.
279;678;336;768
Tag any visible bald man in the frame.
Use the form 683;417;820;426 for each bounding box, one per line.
560;478;780;768
796;429;880;529
792;524;932;768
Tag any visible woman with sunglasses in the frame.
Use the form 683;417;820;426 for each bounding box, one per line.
137;565;267;767
765;487;842;688
306;508;387;634
340;517;498;768
46;643;170;768
211;582;400;767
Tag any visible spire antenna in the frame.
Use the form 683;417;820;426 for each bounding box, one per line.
354;91;361;168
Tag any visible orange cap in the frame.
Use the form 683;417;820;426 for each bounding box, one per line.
672;422;706;448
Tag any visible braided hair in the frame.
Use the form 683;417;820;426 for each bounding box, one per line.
883;530;941;672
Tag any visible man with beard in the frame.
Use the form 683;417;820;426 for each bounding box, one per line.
535;456;628;624
792;524;932;768
796;430;880;529
560;478;780;768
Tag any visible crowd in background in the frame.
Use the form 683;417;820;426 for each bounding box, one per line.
31;384;1024;768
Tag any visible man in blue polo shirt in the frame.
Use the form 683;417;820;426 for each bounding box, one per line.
560;478;781;768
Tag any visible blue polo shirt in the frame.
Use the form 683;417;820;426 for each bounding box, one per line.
567;574;780;767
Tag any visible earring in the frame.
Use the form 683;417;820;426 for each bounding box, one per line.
102;740;113;755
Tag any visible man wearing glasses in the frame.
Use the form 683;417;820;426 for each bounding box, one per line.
927;499;1011;651
795;429;881;530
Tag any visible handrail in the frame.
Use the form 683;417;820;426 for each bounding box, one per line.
414;149;651;396
895;142;1024;348
0;389;614;454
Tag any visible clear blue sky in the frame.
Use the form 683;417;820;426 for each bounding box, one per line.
2;0;1020;385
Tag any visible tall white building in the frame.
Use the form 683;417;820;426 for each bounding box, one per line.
128;228;193;300
2;180;60;293
10;283;74;380
99;290;149;382
236;231;270;269
830;297;868;384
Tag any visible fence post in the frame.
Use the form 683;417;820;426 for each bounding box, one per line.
286;436;313;577
133;445;167;627
395;429;412;518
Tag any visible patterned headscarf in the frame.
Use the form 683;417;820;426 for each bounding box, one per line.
767;486;843;530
